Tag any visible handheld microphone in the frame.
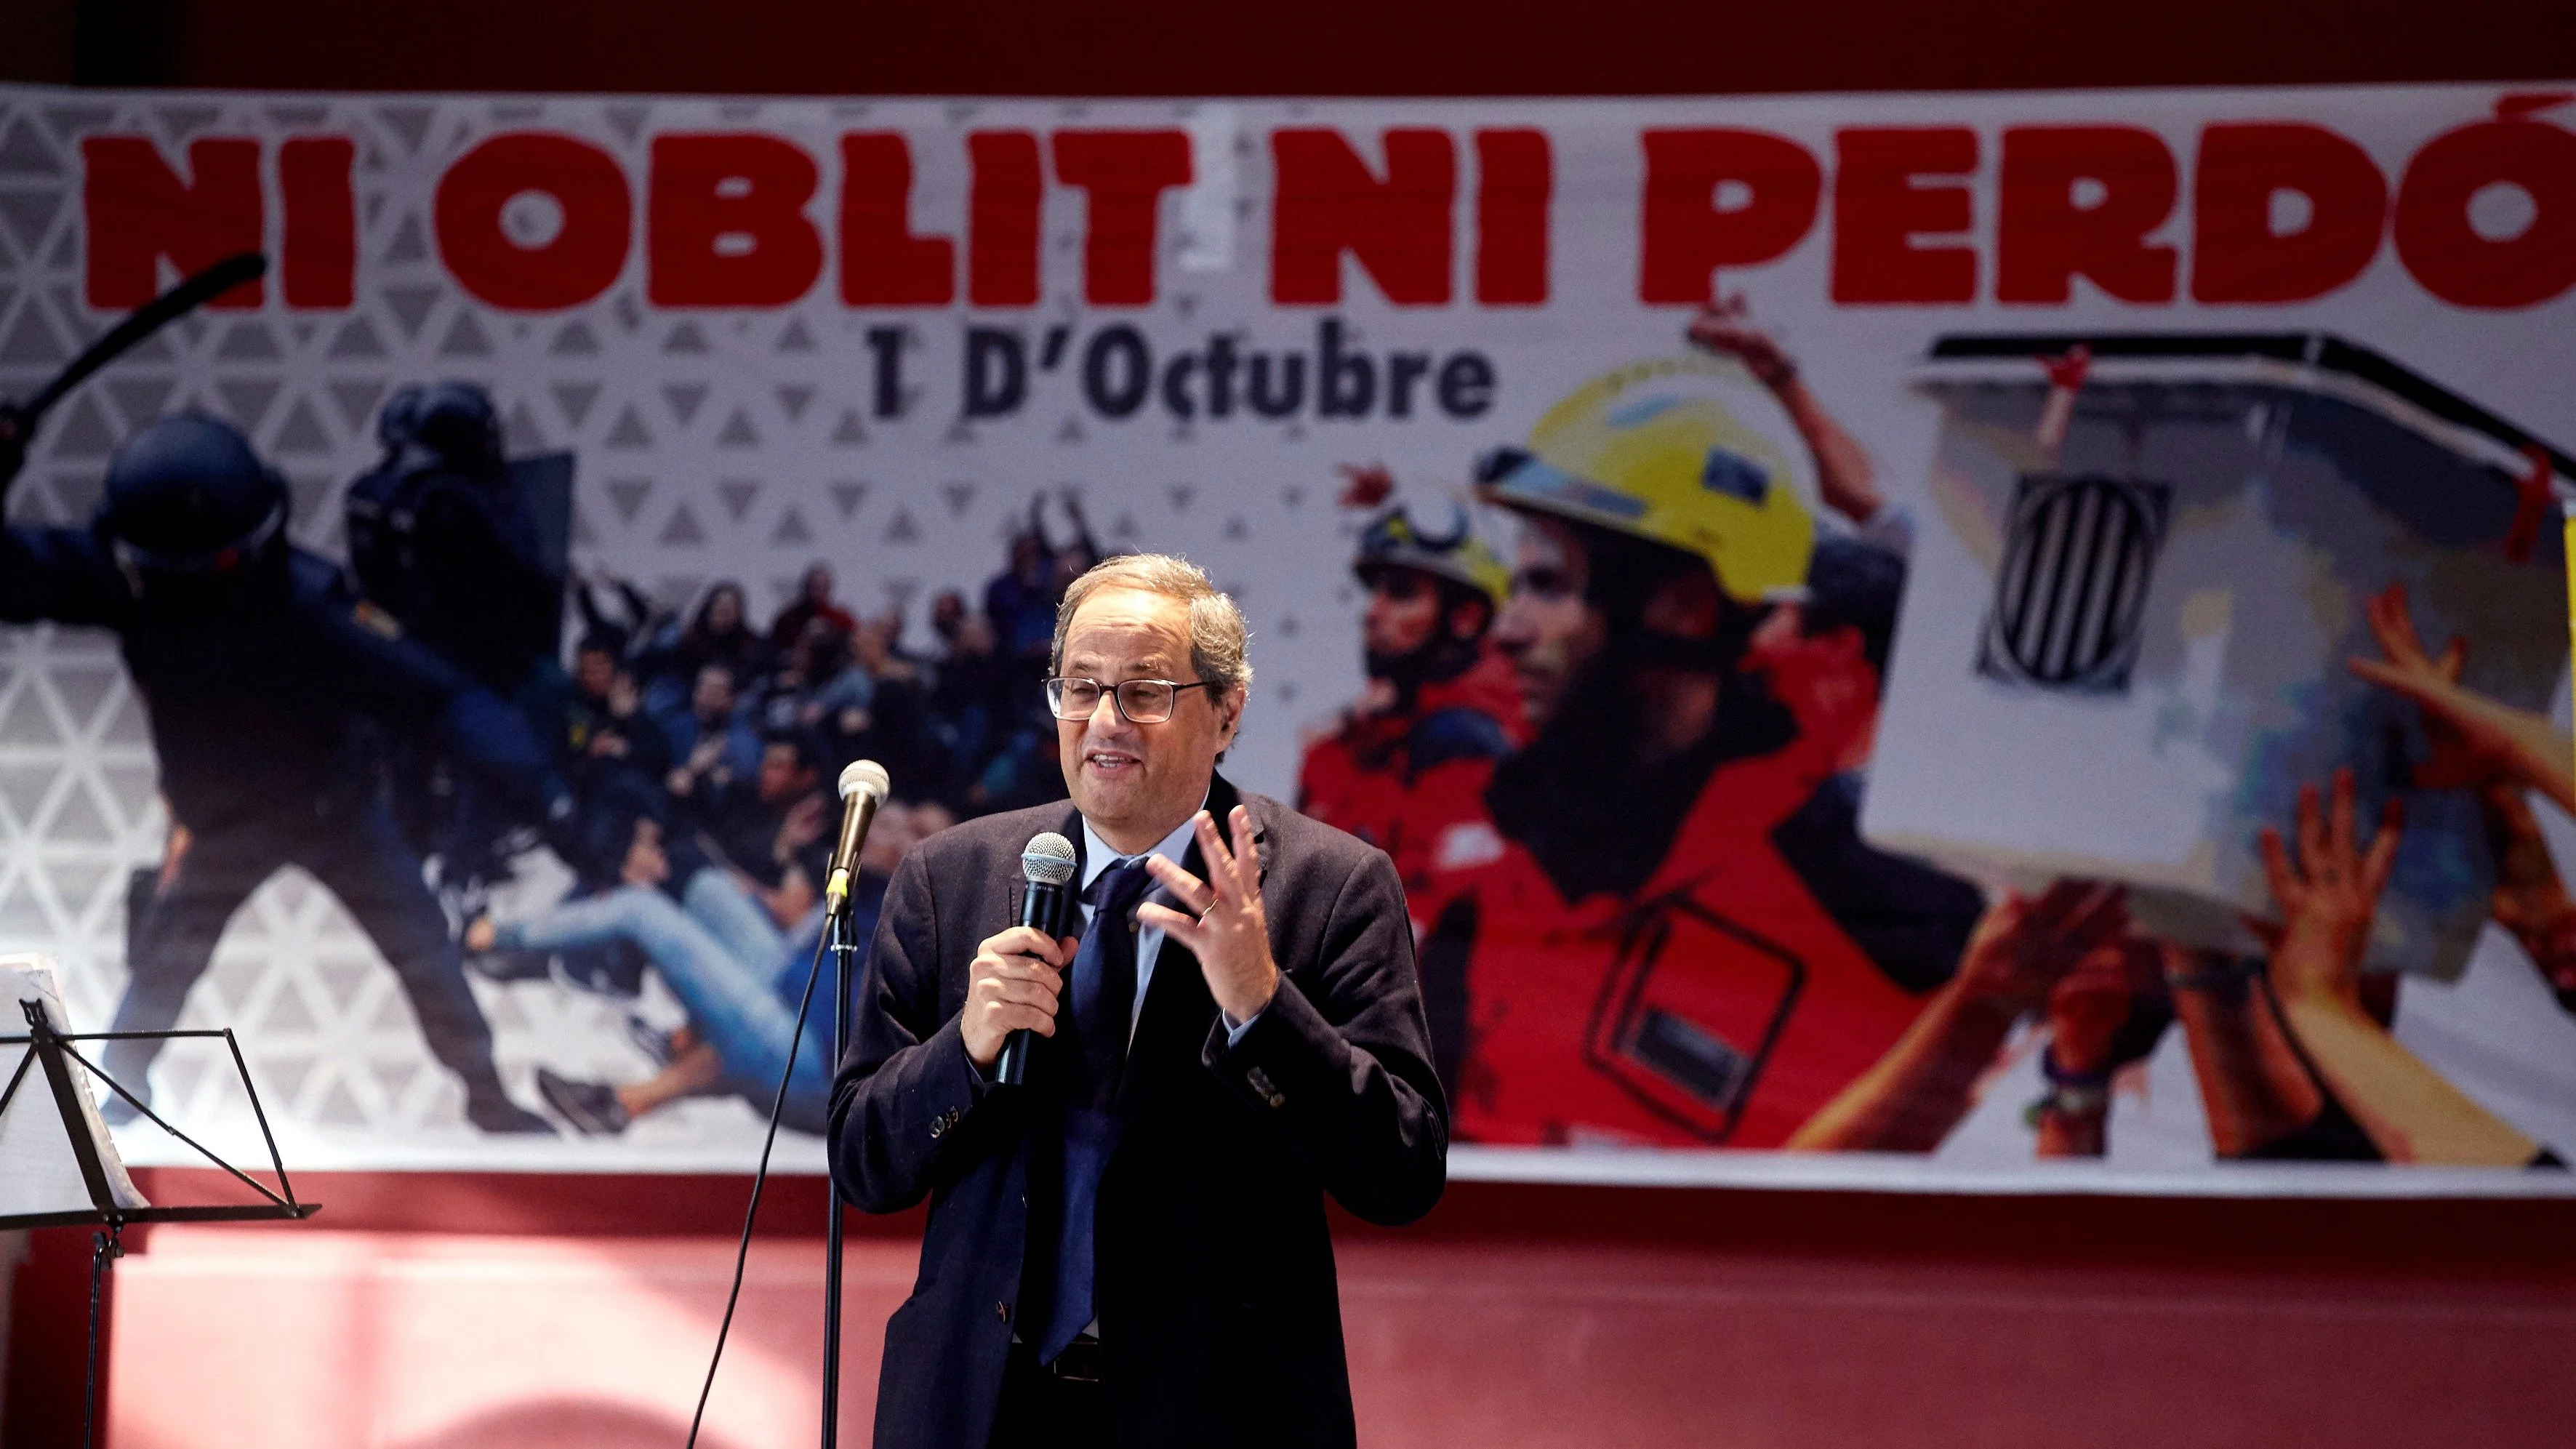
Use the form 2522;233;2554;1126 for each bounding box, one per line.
995;831;1077;1087
822;760;892;918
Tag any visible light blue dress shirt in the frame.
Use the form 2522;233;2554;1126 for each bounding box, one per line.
1076;806;1263;1045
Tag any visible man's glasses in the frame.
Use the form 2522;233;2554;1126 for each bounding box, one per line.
1045;677;1213;725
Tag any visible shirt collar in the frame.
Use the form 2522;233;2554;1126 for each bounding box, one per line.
1079;796;1205;893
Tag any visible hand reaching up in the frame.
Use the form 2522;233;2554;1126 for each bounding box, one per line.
1685;293;1796;390
1956;881;2130;1017
2252;768;2403;1010
2348;582;2574;813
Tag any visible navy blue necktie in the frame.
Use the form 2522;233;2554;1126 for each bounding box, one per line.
1034;856;1152;1362
1064;857;1152;1104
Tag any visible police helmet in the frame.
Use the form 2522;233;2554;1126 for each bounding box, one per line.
376;384;424;451
97;412;288;571
379;380;503;474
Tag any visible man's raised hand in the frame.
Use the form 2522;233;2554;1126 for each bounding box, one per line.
1140;806;1280;1026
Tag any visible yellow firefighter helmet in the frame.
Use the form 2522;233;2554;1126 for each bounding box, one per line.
1477;355;1816;603
1352;496;1514;606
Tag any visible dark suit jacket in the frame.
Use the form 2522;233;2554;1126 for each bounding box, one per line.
829;773;1448;1449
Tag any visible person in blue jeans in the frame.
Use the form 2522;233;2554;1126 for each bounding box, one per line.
468;807;898;1135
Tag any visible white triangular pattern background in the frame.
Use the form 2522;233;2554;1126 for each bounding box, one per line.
0;91;1410;1171
4;84;2575;1183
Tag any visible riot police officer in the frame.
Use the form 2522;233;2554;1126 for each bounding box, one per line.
344;380;558;689
0;412;571;1133
344;381;569;891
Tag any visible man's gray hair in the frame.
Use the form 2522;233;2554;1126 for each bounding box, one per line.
1051;553;1253;696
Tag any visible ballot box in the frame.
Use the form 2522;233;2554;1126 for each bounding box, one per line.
1863;334;2574;979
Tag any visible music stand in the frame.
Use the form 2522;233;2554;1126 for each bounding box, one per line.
2;991;320;1449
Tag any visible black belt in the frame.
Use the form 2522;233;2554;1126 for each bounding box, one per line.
1046;1333;1103;1384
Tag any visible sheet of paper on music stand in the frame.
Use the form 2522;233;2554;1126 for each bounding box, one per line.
0;955;148;1218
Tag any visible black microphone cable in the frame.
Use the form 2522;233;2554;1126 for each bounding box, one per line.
683;919;835;1449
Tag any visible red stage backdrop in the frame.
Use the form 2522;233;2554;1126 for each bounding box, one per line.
2;81;2573;1192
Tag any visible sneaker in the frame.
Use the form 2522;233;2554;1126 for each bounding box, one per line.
548;942;646;1000
464;1089;557;1135
624;1013;679;1068
536;1067;633;1136
463;947;553;983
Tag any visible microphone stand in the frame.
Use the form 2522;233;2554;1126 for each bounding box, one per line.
821;904;859;1449
690;760;883;1449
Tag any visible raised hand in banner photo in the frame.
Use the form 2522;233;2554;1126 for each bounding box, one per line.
2252;769;2542;1167
10;86;2573;1190
1786;882;2131;1155
1685;291;1885;529
2348;582;2576;814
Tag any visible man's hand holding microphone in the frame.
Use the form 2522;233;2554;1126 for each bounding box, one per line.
966;928;1077;1072
967;832;1079;1079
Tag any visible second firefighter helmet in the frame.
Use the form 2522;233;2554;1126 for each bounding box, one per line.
1352;494;1512;606
1476;354;1816;603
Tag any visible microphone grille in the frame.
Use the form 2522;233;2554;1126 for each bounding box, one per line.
1021;832;1078;886
838;759;891;803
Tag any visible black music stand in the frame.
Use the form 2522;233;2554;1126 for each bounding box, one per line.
1;998;320;1449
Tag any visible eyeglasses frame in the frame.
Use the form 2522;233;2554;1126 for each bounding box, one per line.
1044;675;1218;726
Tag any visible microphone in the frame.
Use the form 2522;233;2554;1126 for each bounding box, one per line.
995;831;1077;1087
822;760;892;918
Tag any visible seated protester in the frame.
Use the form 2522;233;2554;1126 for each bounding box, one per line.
660;662;763;808
984;530;1059;663
842;646;955;811
574;571;667;674
829;611;950;798
564;656;673;802
924;610;1019;803
798;616;878;734
465;769;689;995
693;730;834;926
750;614;867;739
562;626;666;781
963;701;1070;816
471;801;911;1135
768;561;858;657
646;580;771;717
926;588;969;654
851;611;924;691
569;627;623;715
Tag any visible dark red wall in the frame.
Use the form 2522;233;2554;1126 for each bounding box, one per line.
9;0;2576;93
9;2;2576;1444
15;1170;2576;1446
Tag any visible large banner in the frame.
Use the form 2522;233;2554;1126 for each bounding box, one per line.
2;82;2573;1191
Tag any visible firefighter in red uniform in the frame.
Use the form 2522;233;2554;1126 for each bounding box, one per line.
1408;354;1984;1149
1296;472;1522;893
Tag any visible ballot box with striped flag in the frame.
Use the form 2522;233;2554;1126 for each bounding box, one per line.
1863;334;2575;979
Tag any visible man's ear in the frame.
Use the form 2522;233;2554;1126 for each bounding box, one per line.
1216;686;1248;750
1448;597;1493;643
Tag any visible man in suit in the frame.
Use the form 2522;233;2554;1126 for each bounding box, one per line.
830;552;1449;1449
